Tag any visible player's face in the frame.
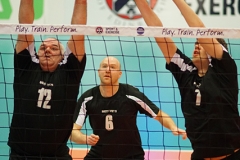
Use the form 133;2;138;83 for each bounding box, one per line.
38;38;63;72
98;57;122;86
192;42;209;67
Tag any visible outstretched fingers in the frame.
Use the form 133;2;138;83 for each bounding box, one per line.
172;128;187;140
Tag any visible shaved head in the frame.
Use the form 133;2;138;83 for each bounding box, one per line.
99;56;121;70
98;56;122;86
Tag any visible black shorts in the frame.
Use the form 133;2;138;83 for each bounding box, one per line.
191;149;240;160
9;149;72;160
222;149;240;160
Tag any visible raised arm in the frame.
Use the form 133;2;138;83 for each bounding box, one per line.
15;0;34;54
68;0;87;62
173;0;223;59
70;123;99;146
155;110;187;140
135;0;177;64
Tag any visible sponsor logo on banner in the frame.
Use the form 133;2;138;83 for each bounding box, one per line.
105;27;120;34
96;27;103;34
137;27;145;36
95;26;120;35
105;0;158;20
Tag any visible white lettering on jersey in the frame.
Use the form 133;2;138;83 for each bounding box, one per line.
40;81;53;86
102;110;117;113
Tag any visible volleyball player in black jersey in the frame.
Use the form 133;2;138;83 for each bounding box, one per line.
135;0;240;160
70;56;187;160
8;0;87;159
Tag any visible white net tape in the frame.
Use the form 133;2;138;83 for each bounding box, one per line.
1;23;239;38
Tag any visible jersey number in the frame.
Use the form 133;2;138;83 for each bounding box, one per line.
195;89;201;106
37;88;52;109
105;115;114;131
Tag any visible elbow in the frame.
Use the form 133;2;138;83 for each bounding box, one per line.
69;133;75;142
69;130;79;143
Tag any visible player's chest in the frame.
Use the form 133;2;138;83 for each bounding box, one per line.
24;71;67;87
86;97;137;115
21;72;68;100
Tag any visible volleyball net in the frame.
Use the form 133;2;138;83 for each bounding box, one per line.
1;24;240;160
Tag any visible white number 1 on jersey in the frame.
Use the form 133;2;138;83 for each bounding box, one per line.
195;89;201;106
37;88;52;109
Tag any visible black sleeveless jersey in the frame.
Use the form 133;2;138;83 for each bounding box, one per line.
8;43;86;157
166;48;240;158
74;83;160;159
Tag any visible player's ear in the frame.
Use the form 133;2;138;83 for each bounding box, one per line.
35;53;39;59
97;68;100;76
118;71;122;78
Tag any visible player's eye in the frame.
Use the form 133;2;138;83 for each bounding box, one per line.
51;47;59;51
39;46;45;50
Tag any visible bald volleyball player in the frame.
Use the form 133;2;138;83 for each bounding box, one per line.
70;56;187;160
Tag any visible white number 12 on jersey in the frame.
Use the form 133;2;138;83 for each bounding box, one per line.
37;88;52;109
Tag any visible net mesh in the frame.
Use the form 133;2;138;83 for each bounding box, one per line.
1;24;240;160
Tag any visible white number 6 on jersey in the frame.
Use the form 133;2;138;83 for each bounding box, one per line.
105;115;114;131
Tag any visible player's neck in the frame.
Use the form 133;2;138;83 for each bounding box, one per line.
195;61;209;77
197;66;208;77
99;84;119;98
40;64;57;72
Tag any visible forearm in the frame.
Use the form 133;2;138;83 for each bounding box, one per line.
19;0;34;24
72;0;87;25
135;0;163;27
173;0;204;27
156;111;177;131
68;0;86;61
16;0;34;53
70;130;88;144
135;0;176;64
173;0;223;58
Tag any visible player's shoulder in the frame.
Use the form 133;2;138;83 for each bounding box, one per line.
120;83;140;94
221;46;233;59
79;86;99;99
120;83;137;89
